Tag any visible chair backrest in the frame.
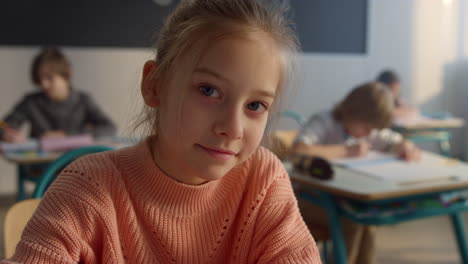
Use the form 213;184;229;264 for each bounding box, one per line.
3;198;41;258
268;110;305;160
279;110;306;126
32;145;114;198
270;130;299;160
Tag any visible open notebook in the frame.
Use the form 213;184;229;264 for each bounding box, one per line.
333;151;468;186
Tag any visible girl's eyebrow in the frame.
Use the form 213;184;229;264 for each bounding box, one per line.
254;90;276;99
194;66;276;99
193;67;231;84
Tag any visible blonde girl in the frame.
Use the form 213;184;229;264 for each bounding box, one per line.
4;0;321;263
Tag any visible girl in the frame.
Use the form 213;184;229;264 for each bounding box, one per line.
3;0;321;263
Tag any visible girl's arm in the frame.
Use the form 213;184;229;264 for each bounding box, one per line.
2;164;111;264
3;194;96;263
249;171;321;263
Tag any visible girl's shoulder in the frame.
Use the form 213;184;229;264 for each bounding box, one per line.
238;146;295;206
242;146;289;184
45;148;125;202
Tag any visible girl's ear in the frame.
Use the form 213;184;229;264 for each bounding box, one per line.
141;60;161;108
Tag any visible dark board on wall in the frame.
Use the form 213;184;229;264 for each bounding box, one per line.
289;0;367;53
0;0;367;54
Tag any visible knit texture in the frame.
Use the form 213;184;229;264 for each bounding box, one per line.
4;138;321;263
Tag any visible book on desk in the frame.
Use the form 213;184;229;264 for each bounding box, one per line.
0;134;94;153
332;151;467;186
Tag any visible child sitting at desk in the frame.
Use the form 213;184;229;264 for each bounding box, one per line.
377;69;418;119
292;81;420;264
0;47;116;143
3;0;321;263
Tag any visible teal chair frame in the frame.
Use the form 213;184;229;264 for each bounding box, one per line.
32;145;114;198
299;188;468;264
277;110;306;126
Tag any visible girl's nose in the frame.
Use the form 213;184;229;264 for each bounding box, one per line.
213;107;243;140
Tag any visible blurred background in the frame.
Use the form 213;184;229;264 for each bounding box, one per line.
0;0;466;206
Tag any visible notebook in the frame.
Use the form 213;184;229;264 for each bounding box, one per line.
40;134;94;152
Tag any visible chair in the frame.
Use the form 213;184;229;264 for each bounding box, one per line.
270;130;299;160
3;198;41;258
268;110;306;160
32;145;114;198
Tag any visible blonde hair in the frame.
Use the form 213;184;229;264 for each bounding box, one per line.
136;0;299;136
333;82;394;129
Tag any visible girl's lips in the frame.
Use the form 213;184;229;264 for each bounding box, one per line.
197;144;237;161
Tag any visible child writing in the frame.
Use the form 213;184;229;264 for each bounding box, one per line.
3;1;321;263
293;82;420;161
292;82;420;264
376;69;418;119
0;47;116;143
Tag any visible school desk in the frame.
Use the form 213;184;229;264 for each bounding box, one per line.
1;137;137;201
290;151;468;264
392;115;464;156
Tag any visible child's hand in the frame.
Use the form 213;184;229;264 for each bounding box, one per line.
3;128;26;143
346;142;369;157
41;130;66;139
395;140;421;161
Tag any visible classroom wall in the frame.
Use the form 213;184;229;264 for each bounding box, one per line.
0;0;466;195
286;0;413;124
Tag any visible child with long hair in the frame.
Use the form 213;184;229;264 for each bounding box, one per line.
3;1;321;263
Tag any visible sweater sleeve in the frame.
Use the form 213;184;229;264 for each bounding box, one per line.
3;194;95;263
2;161;115;264
249;170;322;264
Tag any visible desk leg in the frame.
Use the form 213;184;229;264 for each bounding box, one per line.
16;165;26;201
320;192;347;264
450;212;468;264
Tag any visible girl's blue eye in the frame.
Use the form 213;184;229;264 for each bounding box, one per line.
247;102;266;112
199;85;219;97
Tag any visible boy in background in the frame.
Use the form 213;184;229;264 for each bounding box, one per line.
1;47;116;143
293;82;420;264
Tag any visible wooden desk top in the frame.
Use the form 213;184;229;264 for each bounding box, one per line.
290;152;468;201
1;137;138;165
3;151;61;164
393;117;464;131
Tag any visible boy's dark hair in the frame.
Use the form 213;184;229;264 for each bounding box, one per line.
333;82;394;129
31;47;71;85
376;70;399;86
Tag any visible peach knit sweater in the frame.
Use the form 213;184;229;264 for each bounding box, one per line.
4;138;320;263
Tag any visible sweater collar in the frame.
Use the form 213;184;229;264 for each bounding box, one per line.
119;137;246;216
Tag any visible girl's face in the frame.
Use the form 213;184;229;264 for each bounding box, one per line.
38;63;70;102
143;33;281;185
